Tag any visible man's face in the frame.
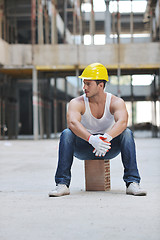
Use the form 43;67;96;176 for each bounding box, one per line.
83;80;99;98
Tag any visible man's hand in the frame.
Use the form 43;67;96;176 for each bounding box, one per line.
93;148;109;157
102;133;113;142
88;135;111;156
90;133;113;157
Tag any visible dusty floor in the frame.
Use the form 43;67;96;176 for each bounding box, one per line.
0;137;160;240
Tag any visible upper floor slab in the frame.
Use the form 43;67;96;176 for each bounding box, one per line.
0;38;160;75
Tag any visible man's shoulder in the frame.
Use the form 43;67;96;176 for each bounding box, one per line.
68;95;85;114
110;94;126;114
110;94;124;104
70;95;84;105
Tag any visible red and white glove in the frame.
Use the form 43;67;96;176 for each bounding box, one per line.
102;133;113;142
92;133;112;157
88;134;111;156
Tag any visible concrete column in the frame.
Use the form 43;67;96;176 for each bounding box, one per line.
44;1;49;44
159;0;160;40
32;67;39;140
105;0;111;44
131;75;134;132
78;0;83;44
90;0;95;44
0;85;1;139
63;0;68;43
39;81;44;139
150;9;153;42
117;0;121;44
73;3;76;44
0;75;6;139
0;0;3;39
152;100;158;137
130;0;133;43
112;11;116;43
7;79;18;139
38;0;44;44
46;79;51;138
51;0;58;44
3;8;6;40
53;78;58;138
31;0;36;62
76;67;80;95
117;0;121;97
152;76;158;137
64;77;68;128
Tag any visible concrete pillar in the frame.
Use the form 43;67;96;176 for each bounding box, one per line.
159;0;160;40
105;0;111;44
39;88;44;139
150;9;153;42
31;0;36;62
152;76;158;137
63;0;68;43
44;1;49;44
117;0;121;97
131;75;134;132
76;67;80;95
32;67;39;140
7;79;18;139
78;0;83;44
117;0;121;44
130;0;133;43
53;78;58;138
152;100;158;138
90;0;95;44
1;75;7;139
38;0;44;44
73;3;76;44
3;8;6;40
112;11;116;43
0;85;1;139
14;14;18;43
46;79;51;138
0;0;3;39
51;0;58;44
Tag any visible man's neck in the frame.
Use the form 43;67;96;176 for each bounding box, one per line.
89;91;106;104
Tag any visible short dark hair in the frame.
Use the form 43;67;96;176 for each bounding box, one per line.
94;80;106;89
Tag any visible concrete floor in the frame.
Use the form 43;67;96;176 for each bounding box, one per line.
0;137;160;240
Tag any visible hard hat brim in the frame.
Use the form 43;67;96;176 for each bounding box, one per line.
78;76;108;81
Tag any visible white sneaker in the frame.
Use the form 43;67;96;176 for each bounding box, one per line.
48;184;70;197
126;182;147;196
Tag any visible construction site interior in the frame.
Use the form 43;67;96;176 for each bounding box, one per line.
0;0;160;140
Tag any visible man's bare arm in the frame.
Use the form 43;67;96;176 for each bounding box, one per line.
107;97;128;139
67;98;91;141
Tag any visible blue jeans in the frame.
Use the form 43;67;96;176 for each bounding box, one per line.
55;128;141;187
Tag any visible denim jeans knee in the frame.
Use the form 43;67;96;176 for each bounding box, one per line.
60;128;76;142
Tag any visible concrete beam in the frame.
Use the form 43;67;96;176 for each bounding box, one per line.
0;38;9;65
0;40;160;70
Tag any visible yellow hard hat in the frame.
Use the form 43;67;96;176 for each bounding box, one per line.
79;63;108;82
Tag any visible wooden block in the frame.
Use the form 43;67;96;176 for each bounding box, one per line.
85;160;110;191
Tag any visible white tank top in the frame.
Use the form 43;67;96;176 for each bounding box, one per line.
81;93;115;134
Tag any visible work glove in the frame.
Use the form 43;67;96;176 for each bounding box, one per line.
102;133;113;142
88;135;111;156
93;148;109;157
92;133;113;157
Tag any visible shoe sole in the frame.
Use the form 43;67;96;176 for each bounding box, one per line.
126;192;147;196
49;192;70;197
